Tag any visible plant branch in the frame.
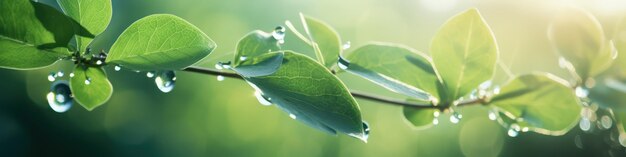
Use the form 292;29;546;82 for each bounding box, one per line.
182;66;486;110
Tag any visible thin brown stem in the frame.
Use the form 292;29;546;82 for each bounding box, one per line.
182;66;486;110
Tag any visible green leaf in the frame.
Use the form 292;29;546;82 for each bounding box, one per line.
430;8;498;103
233;52;284;77
342;43;441;101
70;66;113;110
236;51;365;140
403;107;436;129
548;7;613;79
233;30;281;66
0;0;90;70
107;14;216;70
489;73;581;135
588;77;626;109
299;14;342;69
57;0;112;52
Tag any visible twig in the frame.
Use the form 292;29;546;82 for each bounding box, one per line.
182;66;485;110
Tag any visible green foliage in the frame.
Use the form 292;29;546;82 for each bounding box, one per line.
430;8;498;104
0;0;89;70
235;51;365;139
107;14;216;70
292;14;343;69
489;74;581;135
233;30;281;66
70;66;113;110
57;0;112;53
548;7;615;80
341;43;439;101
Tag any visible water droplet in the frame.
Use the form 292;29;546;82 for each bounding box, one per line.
558;57;572;69
601;115;612;129
619;133;626;147
146;72;155;78
254;90;272;106
493;86;501;95
488;111;497;121
214;62;223;70
96;60;103;65
433;111;440;117
154;71;176;93
47;81;72;113
342;41;351;50
47;72;56;82
508;124;520;137
478;80;493;90
69;73;74;78
216;61;232;69
450;112;462;124
432;118;439;125
579;118;591;131
217;75;225;81
272;26;286;44
289;114;297;119
337;56;350;70
56;71;64;77
575;135;584;149
84;77;91;85
114;65;121;71
239;56;248;61
362;121;370;141
575;87;589;98
521;127;529;132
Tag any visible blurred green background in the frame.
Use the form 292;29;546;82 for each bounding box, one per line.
2;0;626;156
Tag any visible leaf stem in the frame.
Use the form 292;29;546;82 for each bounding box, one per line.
182;66;486;110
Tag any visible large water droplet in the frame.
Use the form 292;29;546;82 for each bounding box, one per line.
47;80;72;113
600;115;612;129
579;118;591;131
254;90;272;106
508;124;520;137
155;71;176;93
575;87;589;98
114;65;121;71
289;113;297;119
488;111;497;121
348;121;370;143
69;72;74;78
450;112;462;124
47;72;56;82
342;41;351;50
337;56;350;70
146;72;155;78
217;75;225;81
84;77;91;85
272;26;286;44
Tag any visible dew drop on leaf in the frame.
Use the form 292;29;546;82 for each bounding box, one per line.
114;65;121;71
47;72;56;82
272;26;286;44
342;41;351;50
433;118;439;125
254;90;272;106
575;87;589;98
337;56;350;70
289;113;296;119
508;124;520;137
239;56;248;61
579;118;591;131
214;62;223;70
217;75;225;81
488;111;497;121
96;60;103;65
146;72;155;78
56;71;64;77
155;71;176;93
69;73;74;78
600;115;612;129
450;112;462;124
362;121;370;140
47;80;72;113
84;77;91;85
